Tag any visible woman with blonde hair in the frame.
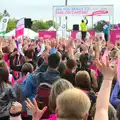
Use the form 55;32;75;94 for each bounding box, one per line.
49;79;74;113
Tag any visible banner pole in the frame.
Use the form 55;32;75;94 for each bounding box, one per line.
92;16;94;28
112;6;114;29
52;6;55;28
65;0;68;30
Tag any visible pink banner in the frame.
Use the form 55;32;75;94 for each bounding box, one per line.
16;18;24;38
71;30;95;39
39;31;56;39
110;30;120;45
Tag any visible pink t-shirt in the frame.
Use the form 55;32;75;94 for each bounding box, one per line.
89;63;99;77
3;53;9;62
16;76;26;84
43;114;56;120
9;74;15;85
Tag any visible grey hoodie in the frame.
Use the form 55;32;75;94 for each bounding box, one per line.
0;83;16;118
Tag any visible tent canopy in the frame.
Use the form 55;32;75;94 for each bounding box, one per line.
5;28;38;39
48;26;56;31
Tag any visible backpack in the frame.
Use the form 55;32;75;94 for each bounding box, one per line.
36;76;60;119
36;83;52;118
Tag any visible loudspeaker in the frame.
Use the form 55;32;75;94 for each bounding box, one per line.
25;18;32;28
73;24;79;31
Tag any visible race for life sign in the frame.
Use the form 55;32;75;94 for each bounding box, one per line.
110;30;120;45
71;31;95;39
53;5;114;17
39;31;56;39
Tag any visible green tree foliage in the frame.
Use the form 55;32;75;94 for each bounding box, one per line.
0;13;3;20
31;20;56;32
3;10;10;17
46;20;56;28
94;20;106;32
6;19;17;32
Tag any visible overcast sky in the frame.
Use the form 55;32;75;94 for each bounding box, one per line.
0;0;120;28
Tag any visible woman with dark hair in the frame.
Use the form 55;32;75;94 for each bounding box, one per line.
0;68;16;120
77;53;98;92
62;59;77;86
10;49;36;72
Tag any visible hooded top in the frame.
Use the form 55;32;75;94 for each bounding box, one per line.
0;83;16;118
21;69;60;107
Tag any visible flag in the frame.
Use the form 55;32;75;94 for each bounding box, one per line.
0;16;9;36
61;22;66;31
16;18;25;38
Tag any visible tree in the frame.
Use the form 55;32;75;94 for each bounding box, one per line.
3;10;10;17
31;20;56;32
94;20;106;32
46;20;56;28
31;20;48;32
0;13;3;20
6;19;17;32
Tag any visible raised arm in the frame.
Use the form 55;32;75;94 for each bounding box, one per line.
94;57;116;120
84;17;88;25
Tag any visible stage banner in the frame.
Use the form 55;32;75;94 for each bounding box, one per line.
16;18;24;38
110;30;120;45
71;31;95;39
39;31;56;39
53;5;114;17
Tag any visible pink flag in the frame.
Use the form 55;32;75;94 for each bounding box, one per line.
16;18;24;38
117;60;120;84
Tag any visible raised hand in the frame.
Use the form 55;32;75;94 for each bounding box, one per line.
10;102;22;114
26;98;47;120
96;56;116;80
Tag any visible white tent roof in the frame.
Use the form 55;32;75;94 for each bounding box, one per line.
48;26;56;31
5;28;38;39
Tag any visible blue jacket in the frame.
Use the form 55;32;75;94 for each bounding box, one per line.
35;62;48;73
110;82;120;109
103;24;110;35
21;70;60;101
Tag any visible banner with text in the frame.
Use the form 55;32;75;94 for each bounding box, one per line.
39;31;56;39
110;30;120;45
53;5;113;17
71;31;95;40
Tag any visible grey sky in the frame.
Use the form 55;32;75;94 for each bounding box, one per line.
0;0;120;28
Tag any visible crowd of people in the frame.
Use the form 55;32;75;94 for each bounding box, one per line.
0;33;120;120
